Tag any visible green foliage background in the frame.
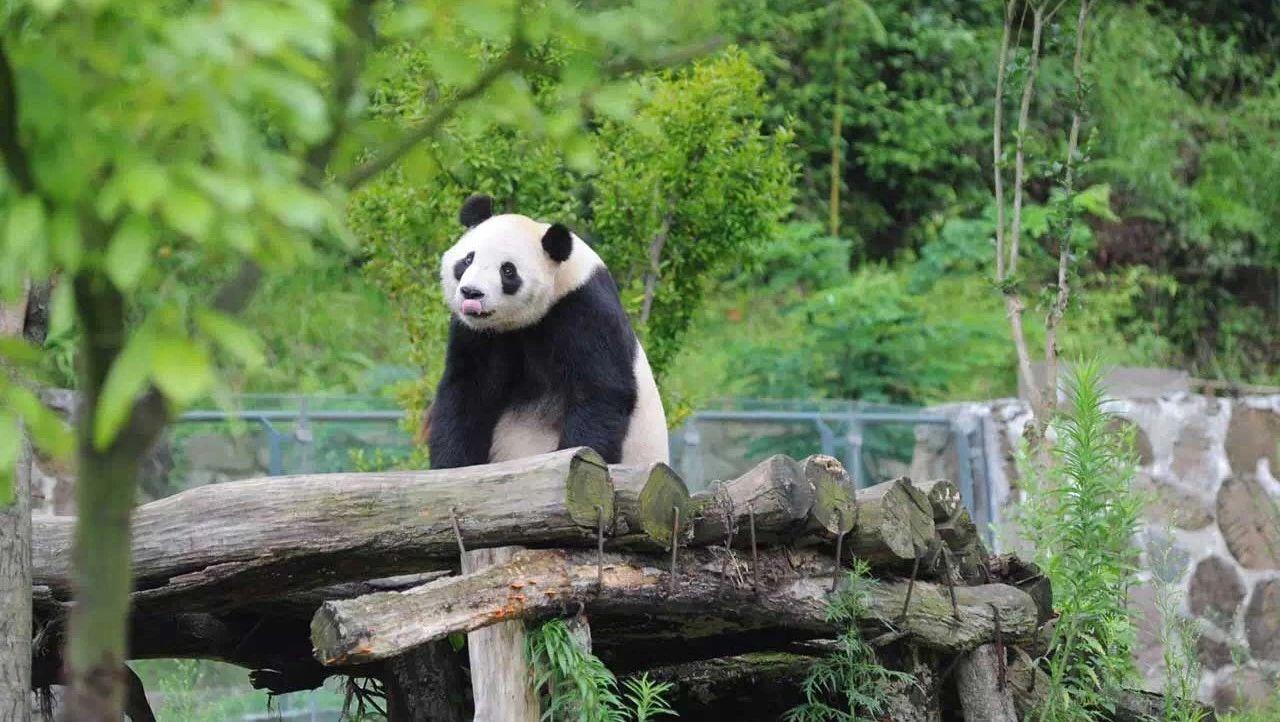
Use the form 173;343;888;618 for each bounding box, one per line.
188;0;1279;413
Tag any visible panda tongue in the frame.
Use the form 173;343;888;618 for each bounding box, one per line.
461;298;485;315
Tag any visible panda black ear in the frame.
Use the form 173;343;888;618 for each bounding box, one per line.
458;194;494;228
542;223;573;263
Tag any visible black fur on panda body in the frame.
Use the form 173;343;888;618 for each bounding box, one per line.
427;257;640;469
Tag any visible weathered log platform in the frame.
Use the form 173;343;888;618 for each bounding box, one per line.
26;449;1193;721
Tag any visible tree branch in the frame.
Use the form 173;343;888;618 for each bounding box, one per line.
1003;3;1047;422
304;0;376;185
1008;4;1044;281
339;48;523;191
992;1;1014;283
1043;0;1091;409
0;39;34;194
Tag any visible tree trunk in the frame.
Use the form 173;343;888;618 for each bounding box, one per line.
60;273;141;722
383;641;469;722
1;436;31;722
466;546;539;722
2;286;33;722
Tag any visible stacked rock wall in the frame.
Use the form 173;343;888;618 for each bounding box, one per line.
929;394;1280;710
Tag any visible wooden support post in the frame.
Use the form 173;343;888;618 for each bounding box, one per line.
955;643;1017;722
466;546;540;722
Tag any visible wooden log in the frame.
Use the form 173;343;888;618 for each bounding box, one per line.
797;455;857;542
609;463;690;548
955;643;1017;722
689;455;814;546
688;460;931;564
1008;647;1049;720
645;653;815;721
909;478;963;522
33;448;613;609
844;478;935;564
466;546;539;722
311;547;1038;667
988;554;1053;626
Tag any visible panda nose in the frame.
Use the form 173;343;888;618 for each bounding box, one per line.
460;286;485;300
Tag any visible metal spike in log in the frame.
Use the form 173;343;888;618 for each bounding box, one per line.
309;547;1038;667
33;448;614;610
608;462;691;549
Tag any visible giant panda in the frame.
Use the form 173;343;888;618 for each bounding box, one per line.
427;194;668;470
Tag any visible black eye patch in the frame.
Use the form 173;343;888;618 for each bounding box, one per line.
500;262;522;295
453;251;474;281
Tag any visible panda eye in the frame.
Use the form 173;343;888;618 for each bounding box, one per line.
500;262;516;278
464;252;474;265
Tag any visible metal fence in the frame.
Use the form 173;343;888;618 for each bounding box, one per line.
171;395;992;532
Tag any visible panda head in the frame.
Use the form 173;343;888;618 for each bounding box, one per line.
440;194;582;333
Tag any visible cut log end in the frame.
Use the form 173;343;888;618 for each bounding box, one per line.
564;447;614;528
910;478;963;522
849;479;935;564
636;463;692;546
802;455;856;536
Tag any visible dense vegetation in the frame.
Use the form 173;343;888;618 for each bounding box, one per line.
206;0;1279;409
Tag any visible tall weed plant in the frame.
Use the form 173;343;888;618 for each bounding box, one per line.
1016;360;1142;721
786;559;912;721
526;618;677;722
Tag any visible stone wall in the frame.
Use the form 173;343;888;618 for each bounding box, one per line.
936;393;1280;710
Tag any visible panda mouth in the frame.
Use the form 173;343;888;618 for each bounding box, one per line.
460;298;494;318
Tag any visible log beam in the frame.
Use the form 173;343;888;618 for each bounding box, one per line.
34;448;612;610
311;547;1038;667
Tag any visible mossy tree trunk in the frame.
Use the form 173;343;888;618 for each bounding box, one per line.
61;272;149;721
1;286;33;721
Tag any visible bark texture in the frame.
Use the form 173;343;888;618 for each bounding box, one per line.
1;437;31;722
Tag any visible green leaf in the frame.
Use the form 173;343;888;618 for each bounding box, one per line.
150;336;213;407
6;196;47;274
106;216;155;291
0;336;42;368
120;162;169;213
0;411;16;506
47;279;75;339
7;386;73;459
448;632;466;652
1074;183;1119;222
161;187;216;240
458;2;508;39
49;209;82;273
195;309;266;369
93;331;152;450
